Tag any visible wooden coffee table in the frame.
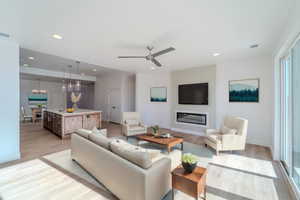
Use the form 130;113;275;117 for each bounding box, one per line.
136;134;183;153
172;165;207;200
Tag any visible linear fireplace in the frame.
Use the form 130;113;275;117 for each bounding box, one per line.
176;111;207;127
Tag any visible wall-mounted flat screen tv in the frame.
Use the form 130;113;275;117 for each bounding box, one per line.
178;83;208;105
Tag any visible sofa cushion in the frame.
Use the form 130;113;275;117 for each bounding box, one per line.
128;125;145;130
89;133;110;149
110;139;153;169
75;129;91;139
221;126;237;135
92;127;107;137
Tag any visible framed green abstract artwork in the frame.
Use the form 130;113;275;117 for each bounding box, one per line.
229;79;259;102
150;87;167;102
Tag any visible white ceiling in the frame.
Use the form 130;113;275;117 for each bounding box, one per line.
20;48;121;76
0;0;293;72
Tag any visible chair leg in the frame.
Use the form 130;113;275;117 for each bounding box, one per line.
216;150;219;156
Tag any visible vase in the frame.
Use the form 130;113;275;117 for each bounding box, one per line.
152;131;159;137
182;162;197;173
72;103;78;110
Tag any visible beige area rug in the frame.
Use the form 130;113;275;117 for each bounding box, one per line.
43;150;108;191
42;140;292;200
0;159;111;200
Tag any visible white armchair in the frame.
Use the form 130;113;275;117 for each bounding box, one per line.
122;112;147;139
204;116;248;155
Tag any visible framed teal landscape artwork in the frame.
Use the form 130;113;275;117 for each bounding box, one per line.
229;79;259;102
150;87;167;102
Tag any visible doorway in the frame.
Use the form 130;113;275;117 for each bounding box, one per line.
107;89;121;124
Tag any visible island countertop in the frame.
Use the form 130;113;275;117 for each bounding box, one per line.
45;109;102;117
43;109;102;138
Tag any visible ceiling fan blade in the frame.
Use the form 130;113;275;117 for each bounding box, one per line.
152;47;175;57
118;56;146;58
151;58;162;67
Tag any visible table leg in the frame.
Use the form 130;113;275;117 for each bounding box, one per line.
204;186;206;200
168;146;171;153
172;189;174;200
181;142;184;151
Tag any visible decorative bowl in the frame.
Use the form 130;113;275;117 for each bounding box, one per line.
66;108;74;113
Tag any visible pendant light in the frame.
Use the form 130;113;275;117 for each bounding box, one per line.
75;61;81;91
62;68;66;92
67;65;73;92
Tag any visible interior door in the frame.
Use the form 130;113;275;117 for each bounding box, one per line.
107;89;121;124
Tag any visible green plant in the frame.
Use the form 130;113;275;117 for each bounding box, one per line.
182;153;198;164
151;125;159;134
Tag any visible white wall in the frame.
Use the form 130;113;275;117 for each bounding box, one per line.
122;74;136;113
94;72;135;122
20;79;67;114
171;66;216;135
136;72;172;128
216;56;274;147
0;37;20;163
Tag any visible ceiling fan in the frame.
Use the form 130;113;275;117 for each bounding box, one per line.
118;46;175;67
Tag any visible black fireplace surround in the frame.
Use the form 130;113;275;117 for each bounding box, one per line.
176;112;207;126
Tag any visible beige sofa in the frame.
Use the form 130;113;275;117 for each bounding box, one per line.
121;112;147;139
71;130;181;200
204;116;248;155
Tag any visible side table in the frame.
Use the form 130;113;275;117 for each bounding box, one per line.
171;165;207;200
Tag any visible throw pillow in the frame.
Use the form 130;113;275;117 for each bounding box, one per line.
92;127;107;137
89;133;110;149
221;126;237;135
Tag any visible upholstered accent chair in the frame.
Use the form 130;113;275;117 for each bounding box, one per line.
122;112;147;139
204;116;248;155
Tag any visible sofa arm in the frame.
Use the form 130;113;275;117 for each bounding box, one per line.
144;158;171;200
206;129;220;136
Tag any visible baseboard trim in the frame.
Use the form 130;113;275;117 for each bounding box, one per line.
278;161;300;200
170;127;205;136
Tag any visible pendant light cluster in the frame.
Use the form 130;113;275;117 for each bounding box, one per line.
62;61;81;92
32;79;47;94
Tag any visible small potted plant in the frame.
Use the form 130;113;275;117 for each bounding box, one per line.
182;153;198;173
151;125;160;136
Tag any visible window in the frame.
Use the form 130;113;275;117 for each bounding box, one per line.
280;38;300;191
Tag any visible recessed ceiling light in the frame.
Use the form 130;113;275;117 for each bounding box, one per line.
150;67;155;70
93;69;97;72
28;56;34;60
213;53;221;57
23;64;29;67
52;34;63;40
250;44;259;48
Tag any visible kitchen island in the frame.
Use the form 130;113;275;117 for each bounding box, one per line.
43;109;102;138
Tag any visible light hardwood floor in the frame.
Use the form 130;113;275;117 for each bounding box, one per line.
0;122;292;200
